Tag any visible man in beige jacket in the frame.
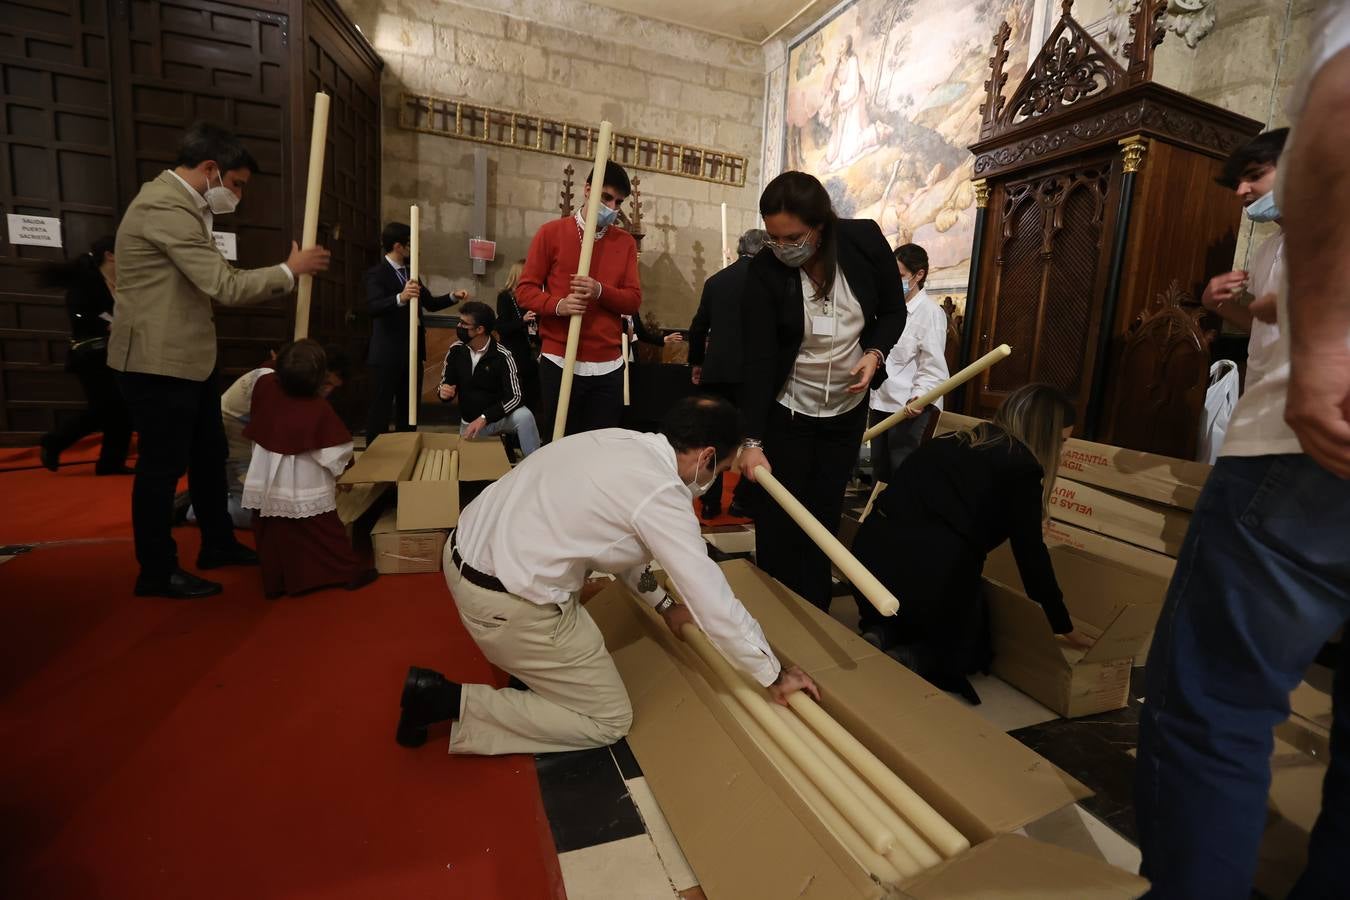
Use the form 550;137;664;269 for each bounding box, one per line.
111;122;329;599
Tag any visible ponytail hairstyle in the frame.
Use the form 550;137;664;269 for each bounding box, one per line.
759;171;839;302
40;235;115;290
956;383;1076;516
893;243;929;293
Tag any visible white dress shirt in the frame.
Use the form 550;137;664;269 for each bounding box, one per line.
166;169;294;289
778;269;866;417
451;428;782;686
870;288;951;414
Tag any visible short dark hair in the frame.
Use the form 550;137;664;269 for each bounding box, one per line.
458;300;496;334
276;339;327;398
175;122;258;174
585;161;632;198
381;222;411;253
1217;128;1289;189
322;343;351;381
894;243;930;289
661;396;743;462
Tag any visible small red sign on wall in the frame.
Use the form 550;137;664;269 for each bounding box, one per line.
469;238;496;261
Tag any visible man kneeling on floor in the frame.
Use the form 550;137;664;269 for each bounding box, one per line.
396;396;820;753
437;300;540;457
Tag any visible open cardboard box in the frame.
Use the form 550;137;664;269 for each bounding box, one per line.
338;432;511;573
935;412;1210;510
1276;679;1333;762
983;545;1168;718
1044;520;1177;582
1049;478;1192;559
588;559;1147;898
1256;737;1326;899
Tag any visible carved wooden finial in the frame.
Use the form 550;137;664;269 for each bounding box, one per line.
558;163;575;217
1124;0;1168;84
979;21;1012;140
1061;0;1074;17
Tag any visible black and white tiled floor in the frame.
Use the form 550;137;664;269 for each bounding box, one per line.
542;488;1145;898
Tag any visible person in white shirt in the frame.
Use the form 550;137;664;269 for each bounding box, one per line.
394;396;821;755
1134;6;1350;897
868;243;950;483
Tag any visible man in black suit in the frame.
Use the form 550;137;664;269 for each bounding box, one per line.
686;228;768;519
365;221;464;446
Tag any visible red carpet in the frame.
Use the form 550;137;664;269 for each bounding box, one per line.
694;470;754;528
0;464;565;899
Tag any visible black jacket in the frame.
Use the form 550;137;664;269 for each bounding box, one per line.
495;288;534;361
688;255;750;385
66;269;115;342
365;258;458;367
740;218;906;438
438;337;524;424
870;430;1072;634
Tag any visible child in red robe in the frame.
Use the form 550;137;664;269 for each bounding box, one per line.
242;340;377;598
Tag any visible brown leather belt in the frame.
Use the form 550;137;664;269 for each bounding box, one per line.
450;534;507;593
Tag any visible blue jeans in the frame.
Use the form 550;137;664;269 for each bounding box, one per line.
462;407;540;457
1136;454;1350;899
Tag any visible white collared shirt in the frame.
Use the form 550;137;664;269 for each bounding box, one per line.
778;268;866;417
467;341;488;372
164;169;294;289
871;288;951;414
451;428;782;686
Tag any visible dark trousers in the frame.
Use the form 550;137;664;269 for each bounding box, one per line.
868;405;937;484
537;358;624;443
365;363;416;447
119;371;237;582
43;349;132;471
699;380;752;511
754;400;867;611
1135;455;1350;899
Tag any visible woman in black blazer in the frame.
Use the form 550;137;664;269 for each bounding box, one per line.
737;171;906;610
851;384;1093;704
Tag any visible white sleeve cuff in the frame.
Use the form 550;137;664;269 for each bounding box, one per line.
279;263;295;289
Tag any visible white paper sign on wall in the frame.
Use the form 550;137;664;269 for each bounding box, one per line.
213;231;238;261
7;213;63;248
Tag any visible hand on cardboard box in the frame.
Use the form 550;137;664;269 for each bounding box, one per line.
769;666;821;706
1057;628;1095;651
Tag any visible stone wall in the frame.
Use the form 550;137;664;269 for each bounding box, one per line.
337;0;766;330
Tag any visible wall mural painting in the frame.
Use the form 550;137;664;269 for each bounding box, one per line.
785;0;1036;288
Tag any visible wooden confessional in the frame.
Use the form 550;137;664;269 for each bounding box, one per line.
961;0;1260;458
0;0;383;443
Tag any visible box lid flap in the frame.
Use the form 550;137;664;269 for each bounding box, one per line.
1081;601;1162;663
898;833;1147;898
339;432;420;485
458;438;512;481
395;481;459;531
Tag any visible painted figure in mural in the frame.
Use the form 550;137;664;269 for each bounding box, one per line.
823;36;891;169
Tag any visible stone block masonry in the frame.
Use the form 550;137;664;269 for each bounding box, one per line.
339;0;767;330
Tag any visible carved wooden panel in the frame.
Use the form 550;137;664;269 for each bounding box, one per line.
0;0;120;441
1103;282;1209;459
972;155;1115;421
111;0;295;385
299;0;382;429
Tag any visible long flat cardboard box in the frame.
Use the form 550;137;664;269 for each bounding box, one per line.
1256;738;1325;900
1275;680;1333;762
1049;478;1192;559
935;412;1210;510
589;560;1147;897
1044;521;1177;582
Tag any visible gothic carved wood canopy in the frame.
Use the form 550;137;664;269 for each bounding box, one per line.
969;0;1257;180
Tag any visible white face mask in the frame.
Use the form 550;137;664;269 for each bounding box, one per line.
685;449;717;499
204;170;239;216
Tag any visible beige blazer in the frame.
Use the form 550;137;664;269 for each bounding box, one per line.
108;171;293;381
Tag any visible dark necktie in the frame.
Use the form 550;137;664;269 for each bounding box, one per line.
397;266;409;285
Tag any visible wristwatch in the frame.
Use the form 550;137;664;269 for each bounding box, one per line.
655;593;676;613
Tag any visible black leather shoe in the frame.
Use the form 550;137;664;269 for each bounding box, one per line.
397;666;458;748
728;501;752;519
196;542;259;570
700;502;722;520
135;568;223;599
39;444;60;472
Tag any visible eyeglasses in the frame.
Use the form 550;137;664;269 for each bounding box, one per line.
765;231;815;250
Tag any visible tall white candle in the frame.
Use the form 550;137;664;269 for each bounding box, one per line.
293;92;330;341
408;204;421;428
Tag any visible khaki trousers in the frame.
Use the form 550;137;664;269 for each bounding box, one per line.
445;563;633;756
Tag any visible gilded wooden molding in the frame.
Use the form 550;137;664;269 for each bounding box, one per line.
972;179;990;209
1119;134;1148;173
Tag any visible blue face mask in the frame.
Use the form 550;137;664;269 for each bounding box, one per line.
596;204;619;229
901;277;911;295
1245;191;1280;223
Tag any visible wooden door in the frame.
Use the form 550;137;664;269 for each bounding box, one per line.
108;0;295;383
296;0;381;429
969;153;1120;424
0;0;121;443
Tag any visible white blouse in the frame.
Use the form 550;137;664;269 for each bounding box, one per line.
241;441;354;519
777;269;866;418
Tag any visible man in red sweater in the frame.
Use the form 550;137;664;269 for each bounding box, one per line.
516;161;642;440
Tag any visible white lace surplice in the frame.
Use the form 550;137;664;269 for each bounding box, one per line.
241;442;353;519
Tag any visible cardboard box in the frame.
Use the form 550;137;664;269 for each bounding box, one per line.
370;509;448;574
588;560;1148;898
934;412;1210;510
1049;478;1192;558
983;545;1168;718
1256;738;1326;900
1276;680;1333;762
338;432;510;571
1044;520;1177;582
